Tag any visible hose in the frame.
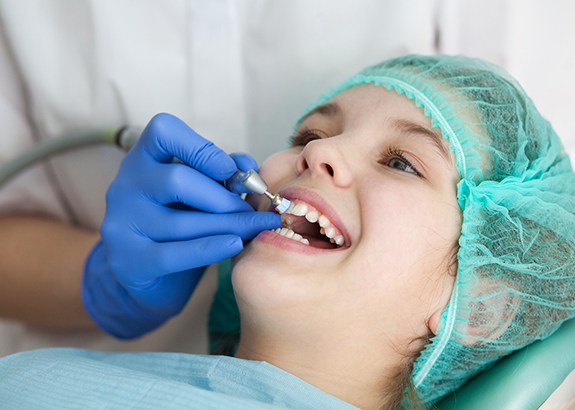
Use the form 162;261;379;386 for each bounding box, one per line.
0;126;141;189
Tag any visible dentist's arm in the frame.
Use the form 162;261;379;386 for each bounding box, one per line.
83;113;281;339
0;215;98;328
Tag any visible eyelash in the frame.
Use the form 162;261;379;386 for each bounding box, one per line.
291;127;422;178
290;127;323;147
379;146;422;177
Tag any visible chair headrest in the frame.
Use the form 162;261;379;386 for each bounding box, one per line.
435;317;575;410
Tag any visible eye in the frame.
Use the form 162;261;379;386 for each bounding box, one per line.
290;127;325;147
380;147;422;177
387;157;416;173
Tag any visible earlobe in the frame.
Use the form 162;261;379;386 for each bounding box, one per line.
428;309;443;336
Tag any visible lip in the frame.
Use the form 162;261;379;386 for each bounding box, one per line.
264;186;352;250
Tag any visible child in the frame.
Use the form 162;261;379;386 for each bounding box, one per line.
210;54;575;408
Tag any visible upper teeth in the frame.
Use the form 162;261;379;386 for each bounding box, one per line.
272;200;345;247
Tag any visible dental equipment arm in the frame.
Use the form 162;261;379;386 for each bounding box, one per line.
82;113;281;338
0;126;141;189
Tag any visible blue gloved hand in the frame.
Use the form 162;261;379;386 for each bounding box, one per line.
82;113;281;338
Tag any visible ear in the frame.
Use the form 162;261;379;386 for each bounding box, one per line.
427;309;442;336
456;278;520;346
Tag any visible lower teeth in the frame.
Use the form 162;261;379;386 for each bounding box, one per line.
272;225;345;248
273;228;309;245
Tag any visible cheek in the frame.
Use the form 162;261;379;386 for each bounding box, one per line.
258;150;298;185
359;183;429;248
353;182;459;287
250;150;299;211
365;181;460;247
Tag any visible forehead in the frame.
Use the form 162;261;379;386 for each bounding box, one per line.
327;84;432;126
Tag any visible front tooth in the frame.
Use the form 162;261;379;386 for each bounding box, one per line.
280;228;289;236
300;238;310;245
305;210;319;223
292;202;308;216
318;215;330;228
275;228;281;233
334;235;345;246
324;226;335;238
285;201;295;214
285;229;295;239
292;233;303;241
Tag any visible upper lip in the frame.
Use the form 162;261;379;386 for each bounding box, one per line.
274;186;351;248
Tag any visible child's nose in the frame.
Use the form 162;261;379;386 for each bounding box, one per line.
295;138;353;188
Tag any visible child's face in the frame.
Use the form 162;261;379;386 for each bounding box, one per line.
233;84;462;344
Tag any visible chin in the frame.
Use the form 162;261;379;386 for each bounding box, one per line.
231;240;283;308
231;237;316;311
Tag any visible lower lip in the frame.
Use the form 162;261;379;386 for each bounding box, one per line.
255;230;343;255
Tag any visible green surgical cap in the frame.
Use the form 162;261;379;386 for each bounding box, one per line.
210;55;575;406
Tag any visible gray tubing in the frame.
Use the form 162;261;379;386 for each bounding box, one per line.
0;126;121;189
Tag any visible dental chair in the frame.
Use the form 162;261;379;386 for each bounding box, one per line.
435;317;575;410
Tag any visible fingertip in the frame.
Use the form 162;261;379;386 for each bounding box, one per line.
228;235;244;251
249;211;282;234
202;149;238;180
230;152;258;172
263;211;282;227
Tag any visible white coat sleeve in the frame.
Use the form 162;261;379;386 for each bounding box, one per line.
0;23;71;222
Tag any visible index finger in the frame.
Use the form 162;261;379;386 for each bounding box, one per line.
137;113;237;181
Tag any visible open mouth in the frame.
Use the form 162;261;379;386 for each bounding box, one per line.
270;200;347;249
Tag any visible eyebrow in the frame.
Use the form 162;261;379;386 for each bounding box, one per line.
298;102;343;124
391;118;452;164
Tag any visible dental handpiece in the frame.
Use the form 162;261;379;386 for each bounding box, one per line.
223;169;291;213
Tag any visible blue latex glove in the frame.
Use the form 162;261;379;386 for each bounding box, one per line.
82;113;281;339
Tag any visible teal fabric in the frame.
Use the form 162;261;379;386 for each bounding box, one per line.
208;259;240;355
0;348;357;410
294;55;575;406
435;317;575;410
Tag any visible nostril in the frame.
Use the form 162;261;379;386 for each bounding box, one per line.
324;164;334;177
296;156;309;175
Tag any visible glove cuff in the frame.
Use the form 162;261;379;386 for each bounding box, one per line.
82;240;170;339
